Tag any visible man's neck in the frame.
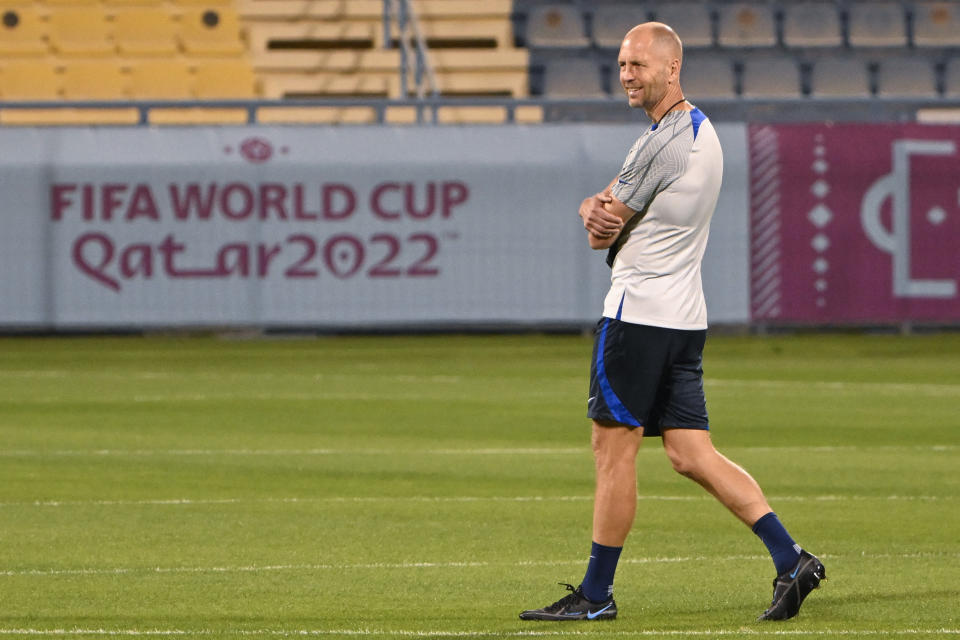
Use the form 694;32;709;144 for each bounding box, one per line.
647;92;688;123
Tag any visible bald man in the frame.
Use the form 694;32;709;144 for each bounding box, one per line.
519;23;825;622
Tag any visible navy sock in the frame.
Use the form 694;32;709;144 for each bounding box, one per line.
752;512;802;575
581;541;622;603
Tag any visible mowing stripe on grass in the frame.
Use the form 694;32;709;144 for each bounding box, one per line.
0;446;954;458
3;551;957;578
0;494;953;509
1;628;959;637
0;493;950;508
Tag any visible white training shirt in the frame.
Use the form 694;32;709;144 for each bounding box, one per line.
603;107;723;330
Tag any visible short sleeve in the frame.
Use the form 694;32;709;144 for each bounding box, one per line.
610;117;693;213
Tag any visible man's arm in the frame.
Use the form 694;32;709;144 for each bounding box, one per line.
586;194;636;250
580;177;626;239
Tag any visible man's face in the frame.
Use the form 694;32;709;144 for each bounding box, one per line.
617;34;671;111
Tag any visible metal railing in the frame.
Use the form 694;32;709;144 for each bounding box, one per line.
382;0;438;120
0;96;958;126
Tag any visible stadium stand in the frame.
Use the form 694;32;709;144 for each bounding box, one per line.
912;1;960;47
648;2;713;48
129;60;194;99
781;2;843;48
0;59;59;99
876;56;939;98
678;54;737;99
946;59;960;98
541;57;606;98
591;4;649;49
524;3;589;48
0;5;47;56
740;56;803;99
179;7;246;56
809;57;873;98
716;2;777;48
846;1;908;48
114;7;180;57
49;7;115;56
61;59;127;99
0;0;958;126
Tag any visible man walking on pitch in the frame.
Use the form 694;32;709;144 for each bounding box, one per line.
519;22;825;622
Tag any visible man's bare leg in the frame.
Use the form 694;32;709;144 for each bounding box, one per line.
591;420;644;545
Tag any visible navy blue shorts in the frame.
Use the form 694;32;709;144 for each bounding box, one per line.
587;317;709;437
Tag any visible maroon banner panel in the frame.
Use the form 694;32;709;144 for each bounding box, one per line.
749;123;960;324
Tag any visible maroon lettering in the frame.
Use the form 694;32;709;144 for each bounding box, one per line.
127;184;160;221
370;182;401;219
220;183;254;220
119;243;153;280
50;184;76;221
293;184;319;221
404;183;436;219
285;234;318;278
259;183;288;221
442;181;469;218
257;242;283;277
323;234;364;278
216;243;250;277
323;184;356;220
82;185;95;221
407;233;440;276
170;183;217;220
157;234;187;276
367;233;402;277
101;184;126;221
73;232;120;291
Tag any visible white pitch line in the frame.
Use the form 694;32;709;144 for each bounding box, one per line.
705;378;960;397
0;494;954;510
3;551;958;579
0;445;954;458
0;447;588;458
0;628;959;638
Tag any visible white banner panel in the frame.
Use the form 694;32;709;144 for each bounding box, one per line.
0;124;749;329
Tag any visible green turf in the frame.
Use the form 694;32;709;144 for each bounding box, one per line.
0;332;958;639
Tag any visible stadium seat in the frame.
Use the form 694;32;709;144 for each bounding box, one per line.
717;3;777;48
525;4;589;48
179;7;246;56
129;60;194;99
114;8;180;57
945;59;960;98
740;56;802;98
847;2;907;48
49;7;116;56
809;57;872;97
0;6;48;56
193;59;258;98
875;56;938;98
912;2;960;47
782;2;843;48
649;2;713;48
541;57;605;98
171;0;234;5
0;59;60;99
104;0;167;5
61;60;128;99
591;3;650;49
680;55;736;99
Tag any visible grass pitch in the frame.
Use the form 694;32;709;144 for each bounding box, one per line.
0;332;958;639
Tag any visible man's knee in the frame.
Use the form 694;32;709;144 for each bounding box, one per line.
662;430;714;480
591;421;642;472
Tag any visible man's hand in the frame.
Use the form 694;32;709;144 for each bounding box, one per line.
579;191;624;239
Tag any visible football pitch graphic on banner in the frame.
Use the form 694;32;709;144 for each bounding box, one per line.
749;123;960;324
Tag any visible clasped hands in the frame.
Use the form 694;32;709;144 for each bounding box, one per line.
579;191;624;239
